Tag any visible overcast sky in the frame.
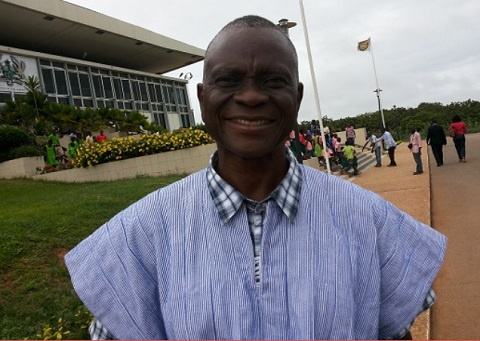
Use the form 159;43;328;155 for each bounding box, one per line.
66;0;480;124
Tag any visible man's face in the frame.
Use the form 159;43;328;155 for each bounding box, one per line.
198;27;303;160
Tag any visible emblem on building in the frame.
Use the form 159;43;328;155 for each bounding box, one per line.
0;54;26;86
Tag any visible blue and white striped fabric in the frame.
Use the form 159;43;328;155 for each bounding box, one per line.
66;153;446;339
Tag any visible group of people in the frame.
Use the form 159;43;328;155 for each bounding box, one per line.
44;129;108;168
286;127;362;176
65;15;446;340
420;115;467;173
45;130;79;168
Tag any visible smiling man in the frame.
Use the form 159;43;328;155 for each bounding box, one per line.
66;15;446;340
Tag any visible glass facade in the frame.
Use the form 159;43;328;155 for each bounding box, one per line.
22;58;193;130
38;60;193;129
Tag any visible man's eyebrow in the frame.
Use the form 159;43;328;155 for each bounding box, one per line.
209;66;244;75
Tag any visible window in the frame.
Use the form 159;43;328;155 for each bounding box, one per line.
132;81;141;101
155;84;164;102
0;92;12;104
79;74;91;97
41;69;55;93
181;114;191;128
122;80;132;100
139;82;148;101
103;76;114;98
93;75;104;98
113;78;123;99
69;72;81;96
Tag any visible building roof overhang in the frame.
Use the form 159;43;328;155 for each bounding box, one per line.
0;0;205;74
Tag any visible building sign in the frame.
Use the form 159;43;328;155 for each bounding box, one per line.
0;53;39;93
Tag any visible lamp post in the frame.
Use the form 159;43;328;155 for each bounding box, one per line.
374;88;386;128
277;18;303;164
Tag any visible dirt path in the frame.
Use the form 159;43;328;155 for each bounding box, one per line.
429;132;480;339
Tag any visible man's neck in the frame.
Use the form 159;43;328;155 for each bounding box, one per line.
215;150;290;201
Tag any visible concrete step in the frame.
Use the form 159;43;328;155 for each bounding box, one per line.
302;148;379;180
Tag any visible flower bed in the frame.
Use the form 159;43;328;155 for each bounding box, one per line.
73;128;214;168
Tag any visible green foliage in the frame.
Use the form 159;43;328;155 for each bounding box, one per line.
7;144;43;160
0;125;35;162
192;123;208;133
0;175;185;339
37;306;92;340
320;99;480;140
122;111;149;133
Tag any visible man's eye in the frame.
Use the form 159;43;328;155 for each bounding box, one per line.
215;76;239;86
263;77;288;88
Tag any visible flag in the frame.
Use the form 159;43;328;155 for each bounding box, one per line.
357;38;370;51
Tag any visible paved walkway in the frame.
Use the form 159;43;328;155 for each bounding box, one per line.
428;133;480;339
352;133;480;339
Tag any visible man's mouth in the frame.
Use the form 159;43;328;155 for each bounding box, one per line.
231;119;271;126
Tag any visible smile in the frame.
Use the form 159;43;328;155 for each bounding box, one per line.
231;119;271;126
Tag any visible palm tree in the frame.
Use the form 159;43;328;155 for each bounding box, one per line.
23;75;46;121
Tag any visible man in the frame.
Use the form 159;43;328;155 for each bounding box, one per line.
379;127;397;166
345;123;356;145
362;131;382;167
96;129;107;142
409;126;423;175
427;120;447;166
341;140;359;176
66;16;446;340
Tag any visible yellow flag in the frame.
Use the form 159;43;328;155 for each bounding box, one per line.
357;38;370;51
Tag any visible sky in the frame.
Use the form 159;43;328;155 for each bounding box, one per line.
66;0;480;125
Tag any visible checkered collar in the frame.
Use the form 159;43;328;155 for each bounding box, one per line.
206;148;302;224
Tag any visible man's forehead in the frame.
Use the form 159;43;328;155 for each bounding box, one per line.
207;28;293;63
210;27;289;54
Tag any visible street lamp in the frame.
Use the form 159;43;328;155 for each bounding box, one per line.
373;88;386;128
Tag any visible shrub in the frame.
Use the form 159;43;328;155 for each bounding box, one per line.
0;125;32;150
7;144;43;159
0;125;34;162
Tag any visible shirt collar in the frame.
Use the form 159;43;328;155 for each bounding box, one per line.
206;148;302;224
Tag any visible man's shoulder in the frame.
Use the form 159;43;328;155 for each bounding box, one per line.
153;170;206;195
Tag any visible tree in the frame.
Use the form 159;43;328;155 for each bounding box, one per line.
23;75;47;121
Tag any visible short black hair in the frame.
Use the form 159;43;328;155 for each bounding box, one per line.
203;15;299;79
452;115;461;123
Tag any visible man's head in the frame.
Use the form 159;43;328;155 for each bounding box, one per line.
198;15;303;161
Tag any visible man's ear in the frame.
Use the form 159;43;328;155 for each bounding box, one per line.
197;83;205;121
297;82;304;109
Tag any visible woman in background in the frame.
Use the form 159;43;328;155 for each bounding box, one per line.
449;115;467;162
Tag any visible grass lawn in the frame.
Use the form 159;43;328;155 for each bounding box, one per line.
0;175;185;339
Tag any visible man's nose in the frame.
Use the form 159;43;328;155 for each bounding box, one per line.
233;81;268;106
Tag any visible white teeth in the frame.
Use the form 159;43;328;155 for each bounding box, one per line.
233;119;269;126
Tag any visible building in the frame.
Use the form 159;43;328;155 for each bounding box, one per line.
0;0;205;131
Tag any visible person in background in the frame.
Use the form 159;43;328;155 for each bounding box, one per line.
448;115;467;162
85;131;95;146
44;139;58;168
48;128;66;162
96;129;107;142
68;139;79;160
341;139;359;176
409;127;423;175
427;120;447;167
345;123;356;145
362;131;382;167
305;131;315;159
379;127;397;167
65;15;446;340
